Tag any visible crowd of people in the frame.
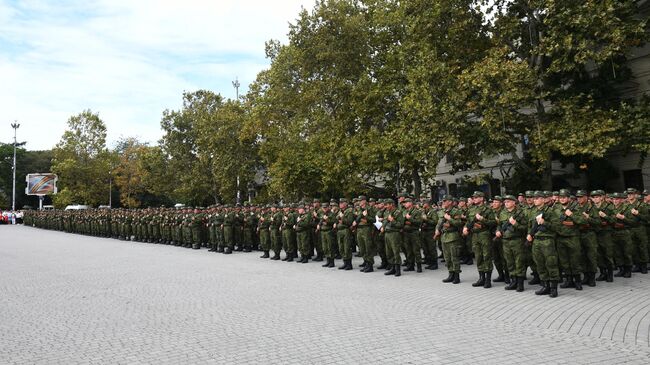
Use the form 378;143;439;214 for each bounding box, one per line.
24;188;650;298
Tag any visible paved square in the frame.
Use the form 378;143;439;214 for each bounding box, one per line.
1;225;650;364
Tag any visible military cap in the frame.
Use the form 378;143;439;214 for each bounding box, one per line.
313;198;321;203
339;198;348;203
525;190;534;198
369;198;376;202
441;194;454;201
298;204;305;209
643;190;648;196
612;192;626;199
358;195;367;201
575;190;588;197
329;199;338;204
542;191;552;197
589;190;603;196
472;191;485;198
558;189;571;197
625;188;639;194
517;192;524;197
503;194;517;201
552;191;559;196
493;195;503;201
403;197;413;203
384;199;395;205
533;191;544;198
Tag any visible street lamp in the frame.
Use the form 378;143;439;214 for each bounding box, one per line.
11;122;20;211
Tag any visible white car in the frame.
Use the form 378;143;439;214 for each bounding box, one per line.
65;205;91;210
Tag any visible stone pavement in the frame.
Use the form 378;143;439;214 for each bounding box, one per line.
1;225;650;364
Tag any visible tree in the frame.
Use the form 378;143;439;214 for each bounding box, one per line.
51;110;112;207
462;0;649;188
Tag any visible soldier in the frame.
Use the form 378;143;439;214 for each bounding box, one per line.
590;191;615;282
375;199;391;270
335;199;354;270
463;191;496;288
318;202;336;268
626;188;649;274
270;205;283;260
222;205;235;254
495;195;527;292
383;199;404;277
294;204;312;263
402;197;423;273
575;190;599;286
353;196;376;272
258;205;272;258
554;189;585;290
281;205;297;262
310;199;324;261
243;205;257;252
421;199;439;270
527;191;560;298
436;195;464;284
611;193;635;277
490;196;509;284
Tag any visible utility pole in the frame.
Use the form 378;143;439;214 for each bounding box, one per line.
233;77;241;204
11;122;20;212
232;77;240;101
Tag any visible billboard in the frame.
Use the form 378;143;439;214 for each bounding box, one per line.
25;173;58;195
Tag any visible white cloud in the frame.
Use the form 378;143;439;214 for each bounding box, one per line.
0;0;315;150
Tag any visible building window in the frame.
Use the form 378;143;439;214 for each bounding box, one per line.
623;169;644;191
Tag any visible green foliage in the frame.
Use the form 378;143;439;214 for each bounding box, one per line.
51;110;112;208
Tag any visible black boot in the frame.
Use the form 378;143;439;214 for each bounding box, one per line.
596;268;607;281
404;263;415;272
271;252;280;260
286;254;294;262
623;266;632;278
574;275;583;290
345;259;353;270
493;269;505;283
362;264;373;273
313;254;323;262
377;261;389;270
641;264;648;274
224;247;232;254
359;261;367;268
505;277;518;290
260;251;270;258
560;276;574;289
281;254;289;261
535;281;550;295
452;272;460;284
484;271;492;288
606;267;614;282
339;260;348;270
516;276;525;292
615;266;625;277
528;272;541;285
322;258;331;267
549;280;559;298
302;256;309;263
504;271;511;285
394;264;401;277
217;247;224;253
586;272;596;287
426;260;438;270
385;264;396;275
416;263;422;273
472;272;485;287
442;272;454;283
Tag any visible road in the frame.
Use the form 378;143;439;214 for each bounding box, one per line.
1;225;650;364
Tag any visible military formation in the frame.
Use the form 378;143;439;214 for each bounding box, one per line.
24;188;650;298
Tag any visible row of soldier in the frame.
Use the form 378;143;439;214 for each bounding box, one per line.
24;187;650;298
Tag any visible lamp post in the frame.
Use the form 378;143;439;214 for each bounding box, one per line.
233;77;241;204
11;122;20;212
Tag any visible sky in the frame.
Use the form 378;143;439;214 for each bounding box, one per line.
0;0;315;150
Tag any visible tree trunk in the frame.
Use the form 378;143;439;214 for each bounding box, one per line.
412;163;422;198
